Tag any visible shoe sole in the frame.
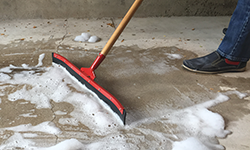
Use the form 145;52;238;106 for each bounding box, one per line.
182;64;246;74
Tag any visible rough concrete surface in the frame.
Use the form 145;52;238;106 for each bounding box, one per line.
0;0;237;19
0;17;250;149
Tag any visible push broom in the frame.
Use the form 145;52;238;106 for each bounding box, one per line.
52;0;143;125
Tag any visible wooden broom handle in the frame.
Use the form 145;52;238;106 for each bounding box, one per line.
100;0;143;56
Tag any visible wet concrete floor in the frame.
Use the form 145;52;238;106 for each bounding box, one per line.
0;38;250;148
0;17;250;149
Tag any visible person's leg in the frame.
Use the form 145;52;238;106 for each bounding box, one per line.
218;0;250;62
182;0;250;73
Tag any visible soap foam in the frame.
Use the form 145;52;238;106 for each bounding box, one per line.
74;33;100;43
36;53;45;67
172;137;211;150
4;122;61;135
39;139;85;150
0;53;244;150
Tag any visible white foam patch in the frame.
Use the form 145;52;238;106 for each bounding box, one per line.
74;35;86;42
36;53;45;67
22;133;38;138
224;91;247;99
88;36;100;43
0;133;35;150
21;63;30;69
172;137;211;150
126;94;232;150
39;135;128;150
168;95;231;150
54;110;68;115
4;122;61;135
0;65;13;73
169;94;231;138
19;113;38;118
196;93;229;108
39;139;85;150
220;86;237;91
219;86;247;99
81;33;91;41
74;33;100;43
0;73;11;81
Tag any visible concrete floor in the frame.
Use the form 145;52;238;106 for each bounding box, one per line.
0;17;250;149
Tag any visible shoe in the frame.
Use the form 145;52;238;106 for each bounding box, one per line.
223;28;227;35
182;51;247;73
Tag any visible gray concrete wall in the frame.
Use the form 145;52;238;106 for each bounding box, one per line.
0;0;237;19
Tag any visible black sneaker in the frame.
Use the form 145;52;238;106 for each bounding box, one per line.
182;51;247;73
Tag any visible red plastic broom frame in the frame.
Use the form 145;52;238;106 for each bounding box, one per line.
53;0;143;124
53;53;124;115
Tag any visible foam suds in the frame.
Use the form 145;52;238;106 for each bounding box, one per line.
39;139;85;150
172;137;211;150
19;113;38;118
88;36;100;43
0;133;35;149
36;53;45;67
0;53;246;150
74;33;100;43
4;122;61;135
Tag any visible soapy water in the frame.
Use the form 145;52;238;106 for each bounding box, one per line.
0;54;247;150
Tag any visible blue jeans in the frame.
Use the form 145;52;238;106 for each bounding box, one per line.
217;0;250;62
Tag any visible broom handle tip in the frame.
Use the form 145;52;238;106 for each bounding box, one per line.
101;0;143;56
